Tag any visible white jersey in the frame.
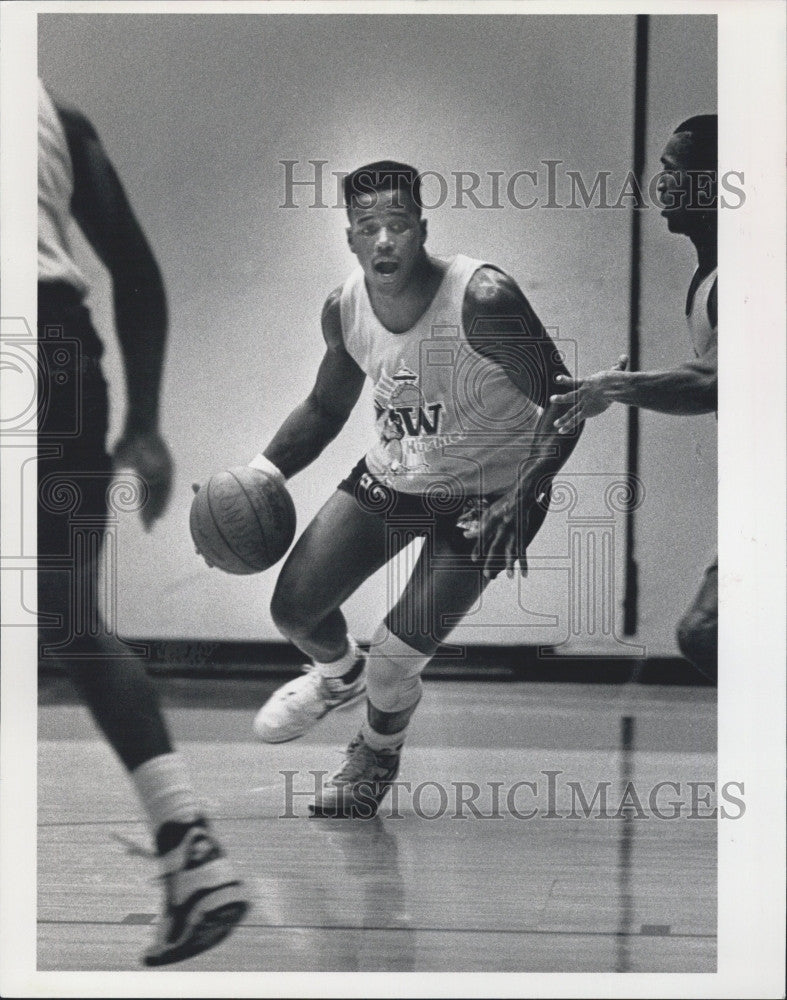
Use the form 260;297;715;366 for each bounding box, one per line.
38;80;87;295
339;254;543;497
686;266;717;359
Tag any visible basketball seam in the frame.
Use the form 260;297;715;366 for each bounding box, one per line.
191;521;228;567
193;522;253;574
205;478;259;572
230;470;273;565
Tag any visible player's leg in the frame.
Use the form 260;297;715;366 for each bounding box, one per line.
311;531;491;817
366;495;548;741
39;480;249;967
676;557;718;681
37;291;175;770
311;497;550;816
270;488;398;661
38;446;173;769
37;290;247;965
256;480;411;742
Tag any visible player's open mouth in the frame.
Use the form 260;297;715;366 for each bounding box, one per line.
373;259;399;275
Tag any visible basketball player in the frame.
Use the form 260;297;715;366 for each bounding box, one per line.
245;161;580;816
550;115;718;681
37;80;247;963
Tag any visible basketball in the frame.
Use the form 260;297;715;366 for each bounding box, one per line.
190;466;296;575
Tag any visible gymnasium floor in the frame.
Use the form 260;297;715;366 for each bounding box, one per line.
38;674;717;973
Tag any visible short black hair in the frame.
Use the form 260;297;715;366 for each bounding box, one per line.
343;160;422;218
673;114;717;171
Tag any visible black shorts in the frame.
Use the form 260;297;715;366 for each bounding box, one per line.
38;282;112;656
337;457;549;558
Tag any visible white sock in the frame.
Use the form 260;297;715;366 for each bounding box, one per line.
314;634;362;679
131;752;202;836
361;719;407;752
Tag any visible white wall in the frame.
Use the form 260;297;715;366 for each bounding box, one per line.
39;13;716;654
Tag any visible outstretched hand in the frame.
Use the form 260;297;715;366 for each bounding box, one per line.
113;429;173;530
461;491;531;580
550;354;629;434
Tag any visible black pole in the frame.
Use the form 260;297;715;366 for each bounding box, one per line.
615;715;636;971
623;15;648;637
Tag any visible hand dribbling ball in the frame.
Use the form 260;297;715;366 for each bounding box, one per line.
190;466;296;574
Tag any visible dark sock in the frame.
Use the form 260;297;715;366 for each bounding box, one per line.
340;655;365;685
367;699;418;736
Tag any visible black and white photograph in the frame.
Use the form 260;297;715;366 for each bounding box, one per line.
0;1;784;996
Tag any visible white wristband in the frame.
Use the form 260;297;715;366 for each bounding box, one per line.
248;452;286;483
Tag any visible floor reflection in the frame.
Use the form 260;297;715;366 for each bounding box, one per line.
256;814;416;971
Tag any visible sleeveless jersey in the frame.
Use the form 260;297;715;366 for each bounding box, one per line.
686;266;717;359
339;254;543;497
38;80;87;295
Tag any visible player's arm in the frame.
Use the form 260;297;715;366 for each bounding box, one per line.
260;289;365;479
551;332;717;432
56;101;172;528
464;267;582;495
56;102;167;435
462;268;582;577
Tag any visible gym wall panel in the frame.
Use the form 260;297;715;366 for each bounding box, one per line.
38;13;716;656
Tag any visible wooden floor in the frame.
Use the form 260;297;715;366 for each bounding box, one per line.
38;677;717;972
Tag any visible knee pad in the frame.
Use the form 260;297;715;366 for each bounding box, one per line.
366;624;429;713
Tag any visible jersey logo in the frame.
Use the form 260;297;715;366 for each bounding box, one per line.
373;365;444;435
371;364;446;480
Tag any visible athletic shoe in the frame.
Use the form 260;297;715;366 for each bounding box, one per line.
309;731;402;818
253;660;367;743
144;818;249;966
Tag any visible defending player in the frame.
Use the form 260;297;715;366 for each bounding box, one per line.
550;115;718;680
247;161;580;816
38;80;248;963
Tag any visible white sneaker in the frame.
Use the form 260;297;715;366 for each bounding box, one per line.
253;660;366;743
143;818;248;966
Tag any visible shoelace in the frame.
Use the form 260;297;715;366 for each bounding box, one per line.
111;831;157;860
281;665;322;700
111;830;218;888
111;832;165;887
331;738;394;784
291;664;359;705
